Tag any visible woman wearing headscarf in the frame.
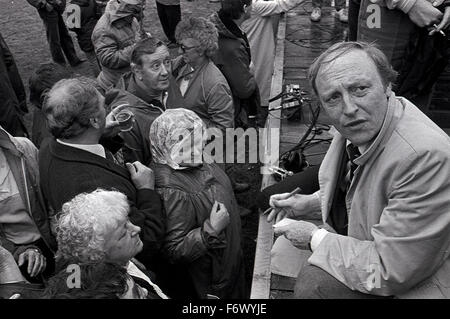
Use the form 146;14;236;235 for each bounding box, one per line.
149;108;246;299
166;17;234;132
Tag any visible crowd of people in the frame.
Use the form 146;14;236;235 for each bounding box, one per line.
1;0;449;299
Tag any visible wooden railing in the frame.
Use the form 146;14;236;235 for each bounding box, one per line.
250;13;286;299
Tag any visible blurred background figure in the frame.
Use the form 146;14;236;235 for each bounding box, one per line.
0;33;29;137
92;0;147;93
28;63;73;148
149;108;246;299
209;0;261;128
26;0;84;66
63;0;102;76
155;0;181;48
310;0;348;23
242;0;304;127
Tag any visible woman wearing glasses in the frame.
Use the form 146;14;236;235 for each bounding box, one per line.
166;17;234;132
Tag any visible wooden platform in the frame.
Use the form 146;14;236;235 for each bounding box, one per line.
250;5;346;299
250;4;450;300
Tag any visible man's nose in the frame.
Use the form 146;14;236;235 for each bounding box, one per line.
130;223;141;236
342;92;358;116
160;64;169;75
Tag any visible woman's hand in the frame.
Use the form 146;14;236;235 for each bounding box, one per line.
209;201;230;233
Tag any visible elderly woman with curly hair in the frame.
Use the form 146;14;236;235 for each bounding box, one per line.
149;109;246;299
53;189;168;299
166;17;234;132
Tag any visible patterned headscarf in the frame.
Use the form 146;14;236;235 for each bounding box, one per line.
149;108;206;170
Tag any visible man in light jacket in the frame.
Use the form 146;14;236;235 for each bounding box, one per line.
267;41;450;298
0;126;56;283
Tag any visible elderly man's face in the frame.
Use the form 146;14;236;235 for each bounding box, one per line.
315;50;390;147
103;218;142;265
136;47;171;92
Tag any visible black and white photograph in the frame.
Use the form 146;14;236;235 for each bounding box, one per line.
0;0;449;310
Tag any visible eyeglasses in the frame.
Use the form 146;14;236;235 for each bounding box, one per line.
179;44;199;53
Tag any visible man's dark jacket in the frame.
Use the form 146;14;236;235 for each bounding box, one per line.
0;33;28;137
38;138;165;268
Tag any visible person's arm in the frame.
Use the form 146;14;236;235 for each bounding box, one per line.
126;162;165;263
0;34;27;114
308;149;450;296
205;81;234;131
162;190;227;264
128;188;165;262
92;30;135;70
251;0;304;16
219;43;256;99
372;0;443;27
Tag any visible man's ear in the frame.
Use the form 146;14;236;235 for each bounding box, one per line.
131;63;142;80
39;88;50;107
90;116;101;129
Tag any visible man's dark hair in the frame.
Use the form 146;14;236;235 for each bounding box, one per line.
220;0;252;19
28;63;72;108
131;37;166;67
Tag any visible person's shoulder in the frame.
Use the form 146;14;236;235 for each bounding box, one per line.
392;101;450;158
203;61;229;84
13;136;37;153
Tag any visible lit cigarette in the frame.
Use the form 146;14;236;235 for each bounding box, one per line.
433;24;446;37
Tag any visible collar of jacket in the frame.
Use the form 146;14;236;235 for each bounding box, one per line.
111;72;166;112
175;59;209;83
0;127;23;157
353;92;404;167
210;12;236;39
48;138;130;179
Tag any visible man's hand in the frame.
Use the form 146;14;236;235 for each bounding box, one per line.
103;104;134;138
267;193;319;223
17;248;47;278
429;6;450;34
209;201;230;233
126;161;155;190
408;0;443;27
273;220;318;250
